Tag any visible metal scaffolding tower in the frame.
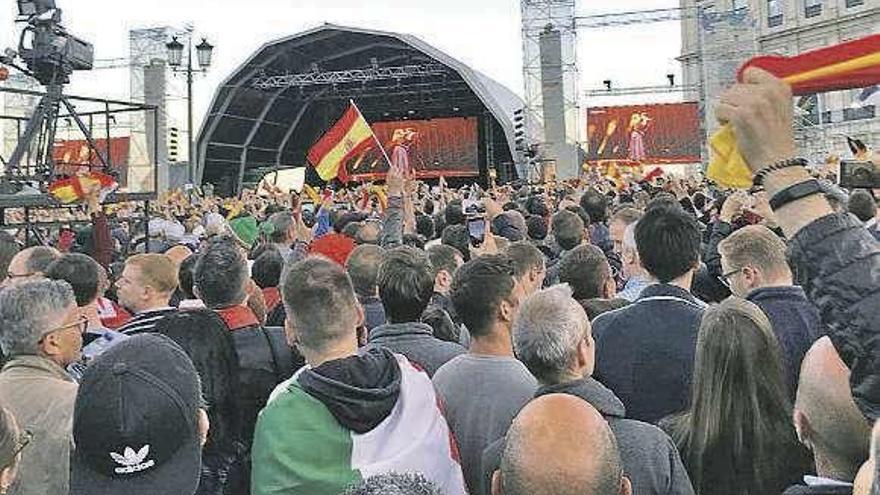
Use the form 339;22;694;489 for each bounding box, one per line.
521;0;580;180
129;26;189;192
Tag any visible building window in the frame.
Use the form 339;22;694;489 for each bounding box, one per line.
846;0;864;7
797;95;820;124
843;106;876;121
804;0;822;17
733;0;748;9
768;0;784;27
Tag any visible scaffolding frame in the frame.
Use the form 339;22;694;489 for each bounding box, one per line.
0;86;158;211
250;63;448;90
520;0;580;180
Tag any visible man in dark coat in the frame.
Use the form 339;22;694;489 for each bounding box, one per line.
592;206;705;424
718;224;824;395
194;238;290;460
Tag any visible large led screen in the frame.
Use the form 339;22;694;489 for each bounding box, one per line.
52;137;131;183
586;103;701;165
344;116;479;180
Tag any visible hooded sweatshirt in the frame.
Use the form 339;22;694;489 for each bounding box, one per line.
251;346;467;495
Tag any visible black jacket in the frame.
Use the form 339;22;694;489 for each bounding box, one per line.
421;292;462;345
787;214;880;419
479;377;695;495
368;322;466;377
592;284;705;423
217;307;298;447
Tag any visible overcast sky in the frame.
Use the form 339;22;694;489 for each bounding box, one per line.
0;0;683;128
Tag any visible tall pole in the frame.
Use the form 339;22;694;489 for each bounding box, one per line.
186;37;195;185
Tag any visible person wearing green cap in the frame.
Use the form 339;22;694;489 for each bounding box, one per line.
228;216;259;250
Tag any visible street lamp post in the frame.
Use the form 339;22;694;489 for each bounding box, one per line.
166;33;214;185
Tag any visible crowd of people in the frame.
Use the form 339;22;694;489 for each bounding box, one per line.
0;69;878;495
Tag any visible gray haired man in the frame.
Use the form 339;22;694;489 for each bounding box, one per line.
0;279;82;495
480;285;695;495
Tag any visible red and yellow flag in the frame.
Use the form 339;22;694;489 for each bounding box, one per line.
307;102;375;183
48;171;117;204
709;34;880;188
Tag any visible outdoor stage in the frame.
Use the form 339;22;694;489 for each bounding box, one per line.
197;25;525;196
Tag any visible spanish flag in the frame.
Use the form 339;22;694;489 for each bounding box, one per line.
709;34;880;188
307;102;376;183
48;171;117;204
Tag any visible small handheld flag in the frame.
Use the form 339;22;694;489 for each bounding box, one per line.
48;171;118;205
708;34;880;188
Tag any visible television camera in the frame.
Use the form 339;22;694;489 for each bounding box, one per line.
6;0;94;85
0;0;105;185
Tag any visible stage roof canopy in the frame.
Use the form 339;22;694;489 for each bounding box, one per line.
197;24;524;194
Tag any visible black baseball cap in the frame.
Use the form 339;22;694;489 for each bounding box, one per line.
70;334;203;495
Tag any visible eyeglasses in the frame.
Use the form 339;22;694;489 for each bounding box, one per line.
40;315;88;342
718;268;743;289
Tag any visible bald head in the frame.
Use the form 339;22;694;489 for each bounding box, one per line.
2;246;60;287
496;394;628;495
795;337;871;481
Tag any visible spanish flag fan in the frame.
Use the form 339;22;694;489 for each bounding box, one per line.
48;171;118;205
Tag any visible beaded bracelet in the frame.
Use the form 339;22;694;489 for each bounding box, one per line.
753;157;808;188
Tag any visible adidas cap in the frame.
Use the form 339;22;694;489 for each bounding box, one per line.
70;333;203;495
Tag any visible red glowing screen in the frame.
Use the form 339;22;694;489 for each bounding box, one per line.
585;103;701;165
52;137;130;177
344;116;479;179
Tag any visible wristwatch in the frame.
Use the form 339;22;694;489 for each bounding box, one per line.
769;179;822;211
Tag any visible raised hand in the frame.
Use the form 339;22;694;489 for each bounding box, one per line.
715;68;796;172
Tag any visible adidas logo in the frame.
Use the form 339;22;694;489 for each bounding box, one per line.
110;445;155;475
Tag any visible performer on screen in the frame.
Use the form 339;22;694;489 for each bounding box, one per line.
388;128;419;175
627;112;652;163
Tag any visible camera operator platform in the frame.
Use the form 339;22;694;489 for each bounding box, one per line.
0;0;158;241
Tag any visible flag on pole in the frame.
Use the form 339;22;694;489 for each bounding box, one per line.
307;102;376;183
